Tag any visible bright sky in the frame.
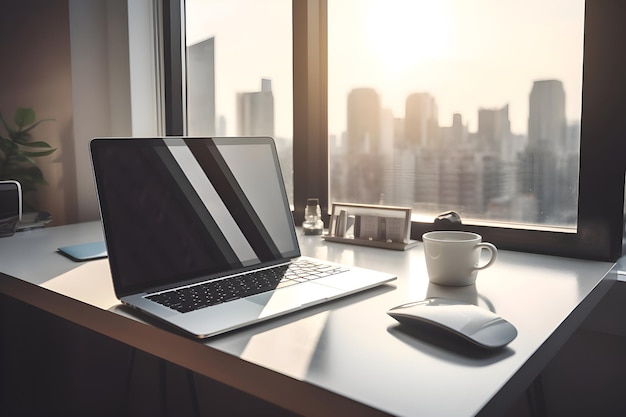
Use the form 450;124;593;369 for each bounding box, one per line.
186;0;585;138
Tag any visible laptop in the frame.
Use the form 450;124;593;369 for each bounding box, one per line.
90;136;396;338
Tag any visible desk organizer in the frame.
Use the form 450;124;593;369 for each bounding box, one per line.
322;202;418;251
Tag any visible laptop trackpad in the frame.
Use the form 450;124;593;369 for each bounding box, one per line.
246;282;343;318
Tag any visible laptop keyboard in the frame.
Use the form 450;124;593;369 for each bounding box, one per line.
146;259;349;313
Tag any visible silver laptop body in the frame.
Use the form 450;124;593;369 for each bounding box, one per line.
90;136;396;338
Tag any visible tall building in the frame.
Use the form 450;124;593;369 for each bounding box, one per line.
413;149;440;210
521;79;567;223
236;78;275;136
439;113;469;150
450;113;465;144
186;37;215;136
477;104;510;156
346;88;380;154
528;80;566;152
386;152;415;207
437;152;487;217
340;88;384;204
405;93;438;149
476;105;513;205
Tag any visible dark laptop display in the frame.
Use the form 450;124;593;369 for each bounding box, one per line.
90;137;395;338
91;137;299;297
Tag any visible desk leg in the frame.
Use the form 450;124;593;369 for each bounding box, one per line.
125;349;199;416
526;375;547;417
187;370;201;417
123;348;136;417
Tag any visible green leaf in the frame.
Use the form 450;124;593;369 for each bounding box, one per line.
11;131;32;144
24;149;56;157
0;108;56;191
8;151;36;166
21;118;54;135
14;108;36;128
26;165;44;180
18;141;53;149
11;152;29;162
0;136;18;151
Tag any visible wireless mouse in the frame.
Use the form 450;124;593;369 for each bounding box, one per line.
388;297;517;349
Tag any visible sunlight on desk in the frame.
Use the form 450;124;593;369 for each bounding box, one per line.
40;259;118;310
241;311;330;380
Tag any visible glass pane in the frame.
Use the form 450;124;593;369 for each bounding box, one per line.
185;0;293;203
328;0;584;228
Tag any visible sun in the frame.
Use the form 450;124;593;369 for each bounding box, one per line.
365;0;455;75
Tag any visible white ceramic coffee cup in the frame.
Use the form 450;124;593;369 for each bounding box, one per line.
422;231;497;286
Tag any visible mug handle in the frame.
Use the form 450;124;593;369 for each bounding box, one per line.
473;243;498;271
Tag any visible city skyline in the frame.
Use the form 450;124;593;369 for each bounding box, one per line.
333;78;578;146
332;78;578;226
329;0;585;138
186;0;585;140
184;0;585;226
183;42;579;225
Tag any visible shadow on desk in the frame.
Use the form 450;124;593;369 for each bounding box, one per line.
388;324;515;363
110;282;397;352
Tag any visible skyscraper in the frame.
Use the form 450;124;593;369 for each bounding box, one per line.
477;105;513;206
341;88;385;203
346;88;380;154
528;80;566;152
236;78;275;136
405;93;438;149
520;79;567;223
187;37;215;136
477;104;510;156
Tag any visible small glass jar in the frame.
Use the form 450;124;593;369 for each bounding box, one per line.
303;198;324;235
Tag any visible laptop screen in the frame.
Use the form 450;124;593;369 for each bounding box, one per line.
90;137;300;297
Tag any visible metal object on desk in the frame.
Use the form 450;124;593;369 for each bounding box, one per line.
16;210;52;231
302;197;324;235
323;202;419;250
0;180;22;237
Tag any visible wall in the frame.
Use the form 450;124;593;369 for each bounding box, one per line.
0;0;77;225
69;0;132;222
0;0;154;225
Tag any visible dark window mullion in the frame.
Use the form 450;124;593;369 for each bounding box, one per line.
293;0;329;225
162;0;185;136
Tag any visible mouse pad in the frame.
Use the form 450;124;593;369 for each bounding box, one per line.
58;241;108;262
388;297;517;349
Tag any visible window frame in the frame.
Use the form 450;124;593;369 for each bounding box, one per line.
161;0;186;136
165;0;625;262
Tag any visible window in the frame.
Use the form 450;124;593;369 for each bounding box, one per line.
183;0;293;202
164;0;626;261
328;1;583;230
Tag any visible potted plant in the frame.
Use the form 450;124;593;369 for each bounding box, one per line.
0;107;56;194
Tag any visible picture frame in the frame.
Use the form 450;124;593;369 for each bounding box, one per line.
323;202;418;250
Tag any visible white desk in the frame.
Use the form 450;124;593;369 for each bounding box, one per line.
0;221;617;416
